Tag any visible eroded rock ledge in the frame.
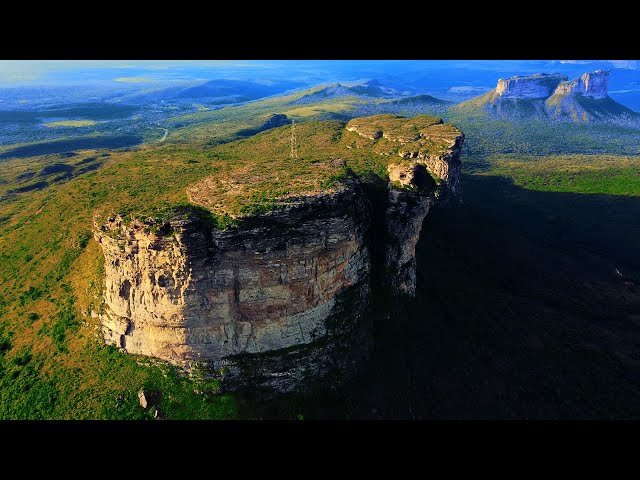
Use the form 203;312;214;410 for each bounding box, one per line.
495;73;567;99
93;115;464;393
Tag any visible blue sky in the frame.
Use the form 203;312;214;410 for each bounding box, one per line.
0;60;637;86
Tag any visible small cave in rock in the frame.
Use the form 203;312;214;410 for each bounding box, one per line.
124;321;134;336
119;279;131;299
412;165;436;191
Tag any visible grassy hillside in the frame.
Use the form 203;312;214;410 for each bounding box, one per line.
165;86;449;146
486;154;640;196
0;145;244;419
546;92;637;122
449;90;500;117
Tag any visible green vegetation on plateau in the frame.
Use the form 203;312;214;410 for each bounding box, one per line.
185;115;459;220
0;113;459;419
165;84;448;146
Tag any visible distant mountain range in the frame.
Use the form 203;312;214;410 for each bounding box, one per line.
119;79;304;106
295;73;639;125
0;71;637;150
292;79;405;104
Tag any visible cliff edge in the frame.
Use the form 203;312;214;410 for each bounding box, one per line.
495;73;567;99
93;115;464;393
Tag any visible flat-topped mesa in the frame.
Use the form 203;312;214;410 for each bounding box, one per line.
94;115;464;393
552;70;610;99
454;70;632;123
495;73;568;99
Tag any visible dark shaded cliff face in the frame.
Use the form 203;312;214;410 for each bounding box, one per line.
94;116;464;393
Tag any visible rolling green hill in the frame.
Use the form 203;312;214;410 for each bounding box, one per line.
546;91;637;122
451;90;548;118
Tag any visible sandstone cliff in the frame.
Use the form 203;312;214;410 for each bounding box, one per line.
495;73;567;99
551;70;609;99
94;115;464;393
544;70;636;121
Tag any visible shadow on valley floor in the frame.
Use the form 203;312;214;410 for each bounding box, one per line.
0;135;142;160
239;173;640;419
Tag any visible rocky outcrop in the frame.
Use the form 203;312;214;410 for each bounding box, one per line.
544;70;637;122
384;185;433;296
551;70;609;99
345;115;464;202
345;115;464;296
94;116;464;393
495;73;567;99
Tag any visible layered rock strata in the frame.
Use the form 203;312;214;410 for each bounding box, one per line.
495;73;567;99
94;116;464;393
551;70;609;99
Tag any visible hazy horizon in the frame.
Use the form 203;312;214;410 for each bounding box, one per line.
0;60;637;86
0;59;638;111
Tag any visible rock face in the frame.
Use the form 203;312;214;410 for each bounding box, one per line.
384;186;433;296
94;116;464;393
495;73;567;99
544;70;636;122
345;115;464;295
96;185;372;392
551;70;609;99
